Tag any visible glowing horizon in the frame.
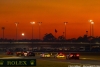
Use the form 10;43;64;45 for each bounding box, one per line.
0;0;100;39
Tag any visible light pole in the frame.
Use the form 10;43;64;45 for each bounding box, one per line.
15;22;19;41
38;22;42;40
89;20;94;51
63;32;64;36
64;22;68;39
91;21;94;37
30;22;35;40
89;20;94;37
89;20;92;36
2;27;5;39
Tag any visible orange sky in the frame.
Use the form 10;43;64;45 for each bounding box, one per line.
0;0;100;39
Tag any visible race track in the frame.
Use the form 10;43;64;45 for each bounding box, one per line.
0;55;100;65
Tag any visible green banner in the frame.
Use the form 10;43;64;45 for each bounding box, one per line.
0;59;36;66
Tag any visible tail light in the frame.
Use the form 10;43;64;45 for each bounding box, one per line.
70;54;73;57
76;54;79;56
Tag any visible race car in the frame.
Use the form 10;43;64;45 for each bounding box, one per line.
27;51;35;56
54;52;66;58
66;53;80;60
23;51;28;56
40;53;51;58
6;51;13;55
19;51;35;57
16;51;24;56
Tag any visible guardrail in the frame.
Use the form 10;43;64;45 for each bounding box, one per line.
0;42;93;44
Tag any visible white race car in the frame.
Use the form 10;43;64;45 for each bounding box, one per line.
23;51;28;56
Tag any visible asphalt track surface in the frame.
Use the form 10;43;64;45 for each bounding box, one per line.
0;55;100;65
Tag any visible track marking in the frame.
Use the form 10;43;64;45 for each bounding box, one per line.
38;58;93;65
0;56;23;59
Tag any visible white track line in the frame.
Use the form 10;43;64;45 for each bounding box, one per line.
0;57;22;59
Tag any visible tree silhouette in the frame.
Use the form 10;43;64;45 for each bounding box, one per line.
68;38;77;42
43;33;56;42
83;35;88;42
58;35;66;42
77;36;83;42
2;27;5;39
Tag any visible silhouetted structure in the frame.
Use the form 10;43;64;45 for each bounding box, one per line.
43;33;56;42
1;27;5;39
15;22;19;41
38;22;42;40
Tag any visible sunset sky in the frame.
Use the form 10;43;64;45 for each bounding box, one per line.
0;0;100;39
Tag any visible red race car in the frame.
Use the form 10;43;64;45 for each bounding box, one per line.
6;51;13;55
16;52;24;56
66;53;80;60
